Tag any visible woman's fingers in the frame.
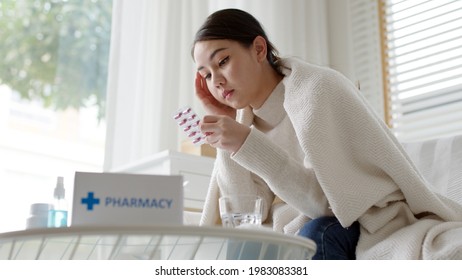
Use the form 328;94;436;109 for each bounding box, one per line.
195;72;208;100
200;115;250;153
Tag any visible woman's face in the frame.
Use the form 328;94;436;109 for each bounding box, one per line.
193;39;266;109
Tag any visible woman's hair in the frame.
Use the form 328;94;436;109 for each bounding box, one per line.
192;9;282;75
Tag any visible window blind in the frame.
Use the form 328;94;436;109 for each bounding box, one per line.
380;0;462;142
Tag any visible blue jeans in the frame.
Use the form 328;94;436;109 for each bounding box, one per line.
298;216;360;260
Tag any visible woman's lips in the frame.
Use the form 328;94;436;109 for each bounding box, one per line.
223;90;234;100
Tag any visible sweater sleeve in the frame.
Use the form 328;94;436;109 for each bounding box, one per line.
232;128;331;219
211;148;275;223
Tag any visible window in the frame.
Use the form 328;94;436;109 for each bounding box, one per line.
0;0;112;232
380;0;462;141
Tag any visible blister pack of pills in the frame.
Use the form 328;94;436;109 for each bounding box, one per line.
173;106;206;146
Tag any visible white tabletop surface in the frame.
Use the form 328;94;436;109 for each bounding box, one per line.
0;225;316;260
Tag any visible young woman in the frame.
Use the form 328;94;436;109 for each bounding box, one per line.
192;8;462;259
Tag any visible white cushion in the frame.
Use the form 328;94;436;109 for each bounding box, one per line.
401;134;462;205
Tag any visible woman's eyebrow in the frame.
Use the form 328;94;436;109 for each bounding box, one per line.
197;47;228;71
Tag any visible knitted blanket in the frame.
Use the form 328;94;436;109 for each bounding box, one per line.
201;57;462;259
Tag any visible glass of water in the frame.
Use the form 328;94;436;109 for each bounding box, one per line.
219;195;263;228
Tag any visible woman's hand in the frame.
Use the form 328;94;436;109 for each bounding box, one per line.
195;72;236;119
200;115;250;153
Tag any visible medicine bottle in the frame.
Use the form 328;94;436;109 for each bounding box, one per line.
26;203;52;229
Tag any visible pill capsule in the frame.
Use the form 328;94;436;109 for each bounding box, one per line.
193;137;203;144
173;112;182;120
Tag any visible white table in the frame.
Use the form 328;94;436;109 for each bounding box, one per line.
0;225;316;260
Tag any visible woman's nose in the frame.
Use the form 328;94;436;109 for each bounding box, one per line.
212;73;225;88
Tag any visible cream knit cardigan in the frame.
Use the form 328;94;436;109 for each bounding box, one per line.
200;57;462;259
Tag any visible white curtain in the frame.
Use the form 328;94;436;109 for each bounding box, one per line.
104;0;335;171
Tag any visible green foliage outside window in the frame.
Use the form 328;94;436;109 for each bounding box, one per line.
0;0;112;119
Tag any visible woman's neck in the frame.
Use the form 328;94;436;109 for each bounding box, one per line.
250;64;284;109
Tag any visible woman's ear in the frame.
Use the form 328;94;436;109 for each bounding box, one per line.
253;36;267;62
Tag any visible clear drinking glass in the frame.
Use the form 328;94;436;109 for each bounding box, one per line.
219;195;263;228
